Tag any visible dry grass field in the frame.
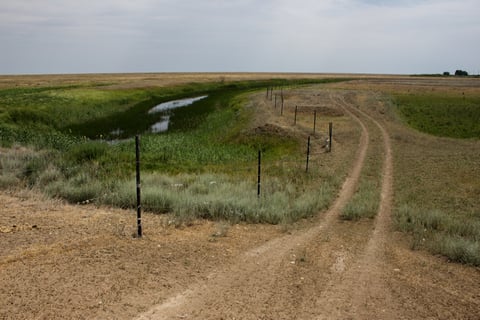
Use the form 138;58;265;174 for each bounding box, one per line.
0;72;361;89
1;73;479;319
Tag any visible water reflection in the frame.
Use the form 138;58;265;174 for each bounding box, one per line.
148;95;208;134
151;115;170;133
148;95;208;114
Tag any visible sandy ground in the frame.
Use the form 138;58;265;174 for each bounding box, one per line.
1;84;480;319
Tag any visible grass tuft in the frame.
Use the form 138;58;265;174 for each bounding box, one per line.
341;181;379;220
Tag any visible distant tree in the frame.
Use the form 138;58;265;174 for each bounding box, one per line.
455;70;469;76
443;71;450;76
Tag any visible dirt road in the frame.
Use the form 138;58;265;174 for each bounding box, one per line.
1;88;479;319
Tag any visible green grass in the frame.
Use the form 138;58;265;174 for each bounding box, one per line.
0;86;147;129
0;78;345;143
0;78;350;225
394;93;480;138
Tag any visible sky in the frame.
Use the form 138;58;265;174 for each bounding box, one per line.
0;0;479;75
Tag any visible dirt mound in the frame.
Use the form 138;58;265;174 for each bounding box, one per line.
296;106;344;117
252;123;294;137
233;123;301;146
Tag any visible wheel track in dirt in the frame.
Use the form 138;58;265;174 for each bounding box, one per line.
303;93;398;319
134;90;393;320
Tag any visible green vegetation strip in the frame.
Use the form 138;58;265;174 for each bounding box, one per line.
394;92;480;139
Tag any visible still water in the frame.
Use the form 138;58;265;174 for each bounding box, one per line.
108;95;208;137
148;95;208;133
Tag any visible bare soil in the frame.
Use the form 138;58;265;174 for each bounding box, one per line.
1;83;480;319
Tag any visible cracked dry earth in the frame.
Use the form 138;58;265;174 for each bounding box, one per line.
1;89;480;320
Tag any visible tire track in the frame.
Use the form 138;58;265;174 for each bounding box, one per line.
348;94;396;318
306;92;397;319
134;90;370;320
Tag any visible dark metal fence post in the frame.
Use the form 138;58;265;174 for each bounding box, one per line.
328;122;333;153
135;135;142;238
274;94;277;109
306;136;311;173
313;110;317;134
257;150;261;198
294;105;298;125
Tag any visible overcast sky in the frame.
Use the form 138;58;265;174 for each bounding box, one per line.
1;0;479;75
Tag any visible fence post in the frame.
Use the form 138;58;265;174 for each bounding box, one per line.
313;110;317;134
135;135;142;238
328;122;333;153
294;105;298;125
274;94;277;109
257;150;261;198
306;136;311;173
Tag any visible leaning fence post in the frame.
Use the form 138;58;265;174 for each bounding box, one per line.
257;150;261;198
306;136;311;173
135;135;142;238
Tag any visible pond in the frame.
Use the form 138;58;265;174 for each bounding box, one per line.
64;93;212;140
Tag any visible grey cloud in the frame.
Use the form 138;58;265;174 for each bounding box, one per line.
0;0;479;74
